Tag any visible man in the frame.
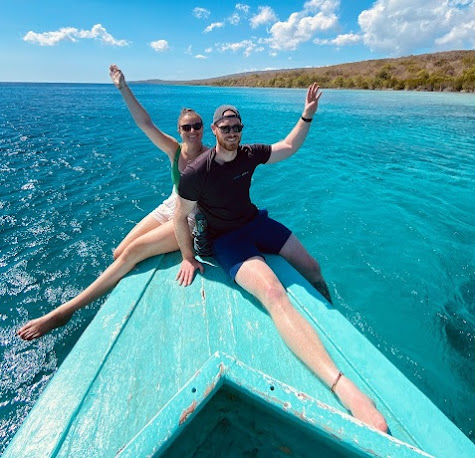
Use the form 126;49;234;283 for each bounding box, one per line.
173;83;388;432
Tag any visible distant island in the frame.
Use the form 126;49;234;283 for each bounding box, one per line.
134;50;475;92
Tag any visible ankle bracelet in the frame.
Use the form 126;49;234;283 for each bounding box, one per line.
331;371;344;393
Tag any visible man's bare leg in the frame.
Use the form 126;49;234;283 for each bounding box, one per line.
235;256;388;432
18;221;179;340
279;234;332;303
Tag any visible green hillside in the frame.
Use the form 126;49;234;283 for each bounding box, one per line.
138;50;475;92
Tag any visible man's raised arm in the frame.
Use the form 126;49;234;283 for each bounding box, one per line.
173;196;204;286
267;83;322;165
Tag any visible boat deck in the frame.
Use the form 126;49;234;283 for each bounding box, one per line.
5;253;474;457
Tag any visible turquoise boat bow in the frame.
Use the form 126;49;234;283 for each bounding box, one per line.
5;253;474;457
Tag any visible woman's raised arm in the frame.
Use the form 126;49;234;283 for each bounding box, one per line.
109;64;178;161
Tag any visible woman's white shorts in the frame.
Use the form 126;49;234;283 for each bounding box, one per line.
150;188;197;232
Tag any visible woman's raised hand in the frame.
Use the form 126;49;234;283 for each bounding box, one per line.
109;64;126;90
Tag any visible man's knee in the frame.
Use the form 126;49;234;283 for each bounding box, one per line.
260;280;290;314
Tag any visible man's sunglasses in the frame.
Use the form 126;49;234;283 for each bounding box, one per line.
180;122;203;132
216;124;244;134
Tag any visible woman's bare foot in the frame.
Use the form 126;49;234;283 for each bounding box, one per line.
333;375;388;432
18;308;74;340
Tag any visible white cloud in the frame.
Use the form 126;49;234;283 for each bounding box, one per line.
250;6;278;28
314;33;361;46
193;7;210;19
195;54;207;59
219;40;252;52
226;4;252;26
241;66;276;72
436;20;475;48
185;45;192;55
268;0;339;50
203;22;225;33
304;0;340;14
236;3;250;14
205;47;213;53
228;12;241;25
448;0;472;6
75;24;129;46
23;24;129;47
150;40;169;52
23;27;78;46
358;0;475;55
218;39;262;57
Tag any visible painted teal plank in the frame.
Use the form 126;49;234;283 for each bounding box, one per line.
198;259;239;357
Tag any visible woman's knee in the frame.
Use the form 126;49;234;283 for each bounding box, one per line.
119;242;147;266
113;246;123;260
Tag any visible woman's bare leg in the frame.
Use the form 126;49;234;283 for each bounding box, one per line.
113;214;162;259
18;221;178;340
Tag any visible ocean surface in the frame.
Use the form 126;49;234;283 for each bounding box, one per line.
0;82;474;451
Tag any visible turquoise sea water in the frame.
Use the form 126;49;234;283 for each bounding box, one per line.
0;83;474;451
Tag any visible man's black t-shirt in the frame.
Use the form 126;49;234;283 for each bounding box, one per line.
178;144;271;239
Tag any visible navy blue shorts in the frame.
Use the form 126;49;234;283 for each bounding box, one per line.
213;209;292;280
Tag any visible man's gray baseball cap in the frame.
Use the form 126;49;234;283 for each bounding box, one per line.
213;105;241;124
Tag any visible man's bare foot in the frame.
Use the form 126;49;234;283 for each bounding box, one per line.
18;308;73;340
333;375;388;432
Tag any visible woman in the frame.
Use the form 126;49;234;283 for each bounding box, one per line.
18;65;208;340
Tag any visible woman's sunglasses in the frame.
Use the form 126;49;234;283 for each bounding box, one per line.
216;124;244;134
180;122;203;132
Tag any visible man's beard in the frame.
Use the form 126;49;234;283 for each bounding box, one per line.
217;134;240;152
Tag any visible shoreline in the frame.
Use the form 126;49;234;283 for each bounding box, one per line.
1;81;474;94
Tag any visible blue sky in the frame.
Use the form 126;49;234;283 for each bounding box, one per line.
1;0;474;83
